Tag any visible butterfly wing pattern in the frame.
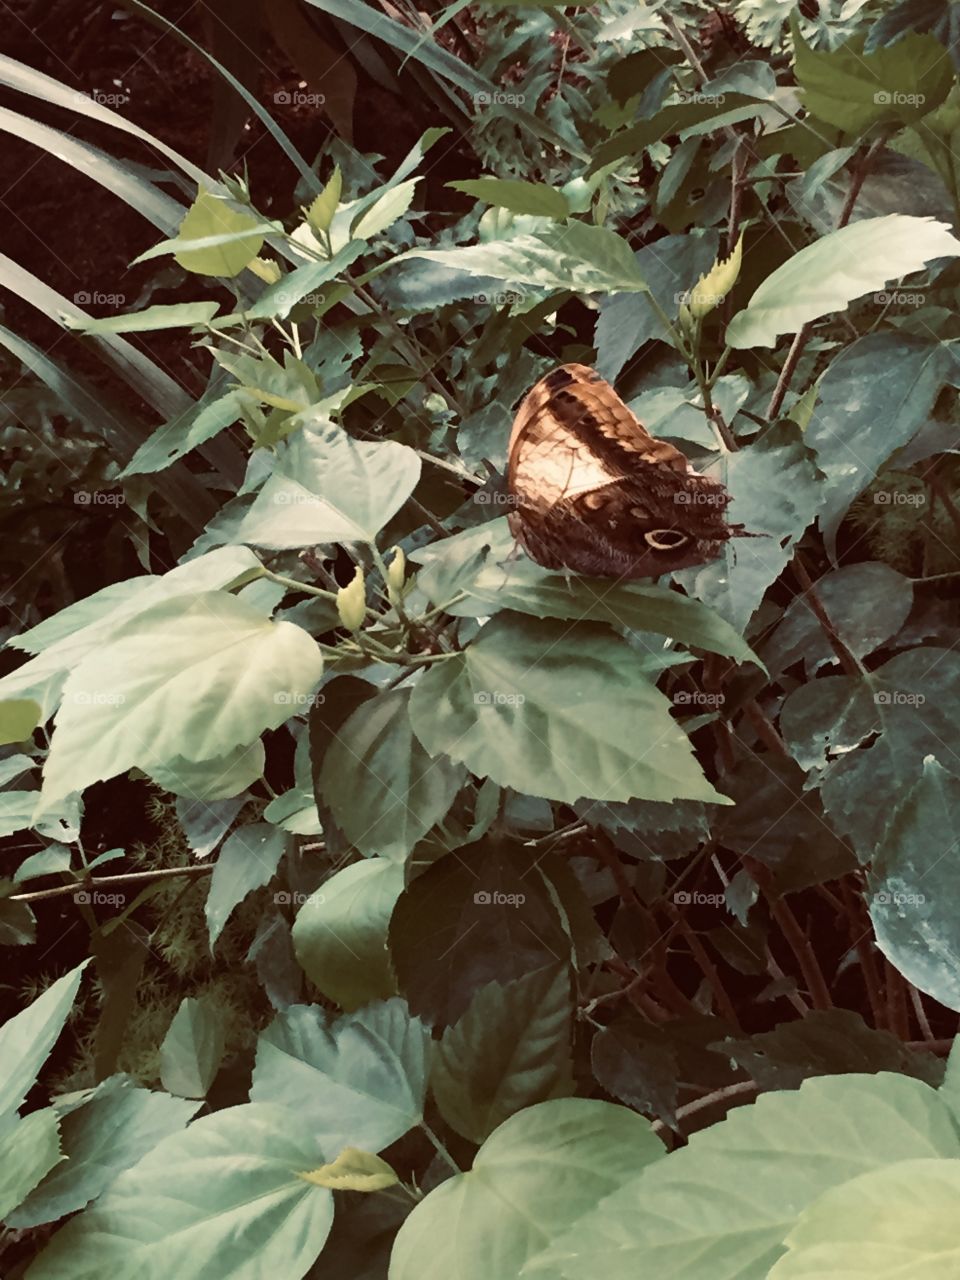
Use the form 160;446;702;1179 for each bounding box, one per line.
506;363;746;578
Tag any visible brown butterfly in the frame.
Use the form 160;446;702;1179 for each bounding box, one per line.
506;363;749;579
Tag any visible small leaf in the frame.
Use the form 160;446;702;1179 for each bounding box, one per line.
205;823;289;950
448;178;569;219
299;1147;398;1192
62;301;220;335
306;166;343;236
0;699;40;744
173;189;265;276
689;234;743;320
160;996;227;1099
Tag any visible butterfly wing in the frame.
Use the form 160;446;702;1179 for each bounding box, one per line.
507;364;740;578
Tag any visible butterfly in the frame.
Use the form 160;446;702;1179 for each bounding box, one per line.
506;363;749;579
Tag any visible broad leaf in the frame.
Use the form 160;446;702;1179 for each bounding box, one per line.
205;822;289;950
806;333;959;558
40;593;323;804
769;1158;960;1277
238;415;421;547
319;688;466;861
9;1076;199;1228
448;178;569;219
793;24;954;133
292;858;404;1010
726;215;960;348
0;1110;61;1220
869;757;960;1010
26;1104;334;1280
409;613;729;806
391;1099;664;1280
388;838;572;1026
250;1000;430;1155
404;222;648;294
0;962;87;1122
432;966;575;1144
532;1073;960;1279
171;190;266;276
160;997;227;1098
677;422;822;633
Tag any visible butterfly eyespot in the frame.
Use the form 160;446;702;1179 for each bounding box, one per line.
581;492;608;510
645;529;690;550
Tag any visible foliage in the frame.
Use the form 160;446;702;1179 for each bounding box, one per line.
2;0;960;1274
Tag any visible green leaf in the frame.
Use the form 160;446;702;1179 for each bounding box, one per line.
62;301;220;335
780;648;960;859
770;1159;960;1277
595;233;720;381
763;562;914;676
250;1000;430;1154
26;1103;334;1280
160;997;227;1098
244;240;366;321
205;823;289;950
13;845;72;883
172;189;265;276
238;415;421;548
0;961;87;1123
9;1075;199;1229
0;699;40;744
591;1014;682;1128
413;518;758;665
388;839;573;1026
532;1072;960;1279
678;422;822;632
806;333;959;558
353;177;420;238
718;1009;945;1091
792;23;954;133
410;613;728;806
145;741;266;802
40;593;323;805
726;215;960;348
0;1109;61;1220
119;390;247;478
869;757;960;1010
448;178;569;219
292;858;404;1010
432;966;575;1144
390;1099;664;1280
319;688;466;861
404;222;648;294
299;1147;398;1191
306;166;342;235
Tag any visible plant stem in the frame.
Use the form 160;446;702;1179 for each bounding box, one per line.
11;864;213;904
421;1121;461;1174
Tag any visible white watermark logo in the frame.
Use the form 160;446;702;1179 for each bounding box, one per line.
474;690;525;707
474;889;526;906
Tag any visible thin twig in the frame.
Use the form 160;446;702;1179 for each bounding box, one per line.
791;552;864;677
11;864;214;904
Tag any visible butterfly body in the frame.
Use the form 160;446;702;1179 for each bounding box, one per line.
506;363;746;578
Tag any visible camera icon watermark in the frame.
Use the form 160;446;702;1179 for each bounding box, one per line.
674;890;724;906
473;491;519;506
873;890;925;906
473;290;526;306
674;289;726;307
74;890;126;906
66;690;125;707
675;89;725;106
